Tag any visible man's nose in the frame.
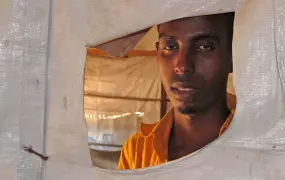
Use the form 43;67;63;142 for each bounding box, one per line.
174;50;194;75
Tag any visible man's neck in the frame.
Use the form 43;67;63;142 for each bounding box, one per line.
168;97;230;160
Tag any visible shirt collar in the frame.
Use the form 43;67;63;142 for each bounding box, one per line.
151;108;235;162
152;109;174;162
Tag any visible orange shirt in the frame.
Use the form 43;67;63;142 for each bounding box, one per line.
117;109;234;170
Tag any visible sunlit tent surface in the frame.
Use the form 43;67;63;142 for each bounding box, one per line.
0;0;284;180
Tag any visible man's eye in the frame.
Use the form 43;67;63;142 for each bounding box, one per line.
157;39;179;51
199;44;212;50
164;44;178;50
196;43;215;51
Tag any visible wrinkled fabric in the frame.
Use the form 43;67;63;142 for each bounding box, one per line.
1;0;285;180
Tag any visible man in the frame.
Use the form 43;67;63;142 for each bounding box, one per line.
118;12;235;170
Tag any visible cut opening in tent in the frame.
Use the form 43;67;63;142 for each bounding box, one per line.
84;23;236;169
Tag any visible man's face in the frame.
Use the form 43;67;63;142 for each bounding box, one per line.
156;14;233;115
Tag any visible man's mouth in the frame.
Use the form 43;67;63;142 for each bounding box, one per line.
170;82;200;98
171;87;198;93
176;87;196;92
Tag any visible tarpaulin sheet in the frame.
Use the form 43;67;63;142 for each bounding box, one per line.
0;0;284;180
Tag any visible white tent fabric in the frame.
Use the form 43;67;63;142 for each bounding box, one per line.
0;0;49;179
0;0;284;180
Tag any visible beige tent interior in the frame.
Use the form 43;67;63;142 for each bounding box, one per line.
84;26;236;169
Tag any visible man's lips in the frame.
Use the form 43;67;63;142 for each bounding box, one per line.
172;87;198;91
171;82;201;90
170;82;200;98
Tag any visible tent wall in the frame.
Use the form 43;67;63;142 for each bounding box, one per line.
0;0;284;180
0;0;50;179
43;0;285;179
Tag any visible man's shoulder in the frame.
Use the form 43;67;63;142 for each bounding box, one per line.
124;122;159;146
124;131;141;146
118;122;160;170
123;122;158;151
124;109;174;146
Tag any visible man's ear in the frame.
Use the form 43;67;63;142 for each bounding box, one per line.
155;42;159;50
